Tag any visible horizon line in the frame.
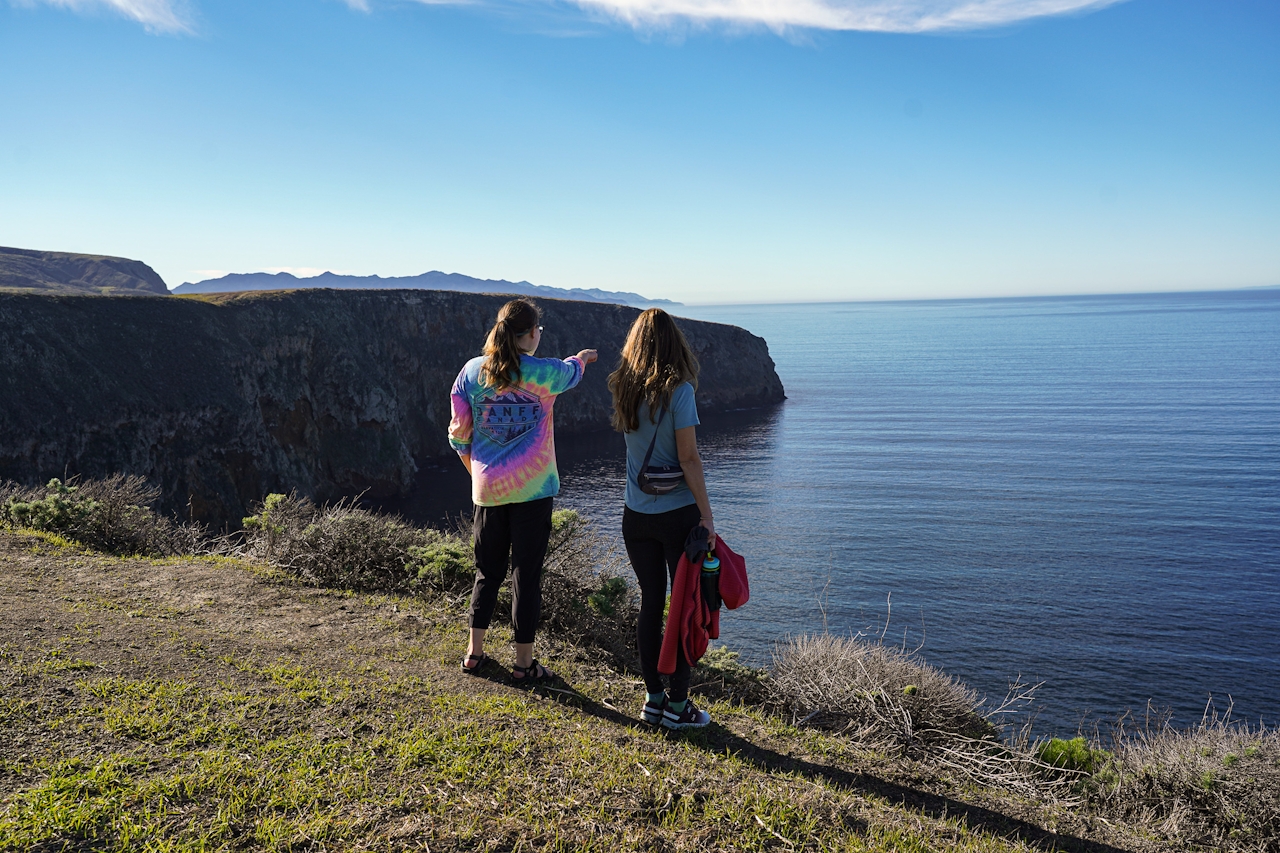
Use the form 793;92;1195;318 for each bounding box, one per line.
678;283;1280;309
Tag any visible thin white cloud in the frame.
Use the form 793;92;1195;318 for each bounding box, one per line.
566;0;1128;32
16;0;192;33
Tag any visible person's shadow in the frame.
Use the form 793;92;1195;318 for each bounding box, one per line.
519;680;1133;853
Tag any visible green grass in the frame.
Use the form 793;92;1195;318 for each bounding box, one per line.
1;648;1059;852
5;663;540;850
1;529;1181;852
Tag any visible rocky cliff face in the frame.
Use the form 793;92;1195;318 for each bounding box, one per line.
0;247;170;296
0;289;783;525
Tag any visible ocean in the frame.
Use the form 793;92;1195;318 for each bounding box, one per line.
420;289;1280;736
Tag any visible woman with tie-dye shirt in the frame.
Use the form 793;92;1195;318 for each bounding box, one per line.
449;298;597;683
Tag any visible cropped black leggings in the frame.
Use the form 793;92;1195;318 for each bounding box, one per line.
469;497;554;644
622;502;700;702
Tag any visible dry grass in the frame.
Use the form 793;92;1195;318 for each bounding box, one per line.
768;634;1280;852
770;634;1081;803
1086;704;1280;852
771;633;999;750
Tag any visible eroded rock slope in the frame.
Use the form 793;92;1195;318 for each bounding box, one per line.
0;289;783;524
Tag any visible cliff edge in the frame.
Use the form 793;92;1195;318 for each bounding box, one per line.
0;289;783;524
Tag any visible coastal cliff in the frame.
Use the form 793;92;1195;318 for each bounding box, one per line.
0;289;783;524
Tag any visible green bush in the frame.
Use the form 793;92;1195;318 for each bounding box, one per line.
407;531;474;594
3;478;96;532
1;476;201;556
1036;737;1110;775
587;577;629;617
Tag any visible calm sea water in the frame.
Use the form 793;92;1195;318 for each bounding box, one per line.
414;289;1280;735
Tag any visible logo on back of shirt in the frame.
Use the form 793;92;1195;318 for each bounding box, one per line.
475;390;543;445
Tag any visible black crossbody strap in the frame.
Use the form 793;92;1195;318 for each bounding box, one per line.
639;403;667;474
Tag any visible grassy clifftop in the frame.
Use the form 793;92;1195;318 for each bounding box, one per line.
2;472;1275;852
0;530;1130;853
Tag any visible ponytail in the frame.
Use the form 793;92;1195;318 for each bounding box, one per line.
480;298;540;391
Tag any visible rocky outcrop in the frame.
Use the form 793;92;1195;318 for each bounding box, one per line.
0;247;170;296
0;289;783;525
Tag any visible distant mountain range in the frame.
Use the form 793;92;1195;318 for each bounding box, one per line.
173;270;679;307
0;246;676;308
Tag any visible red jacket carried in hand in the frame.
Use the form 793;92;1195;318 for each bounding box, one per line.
658;537;749;676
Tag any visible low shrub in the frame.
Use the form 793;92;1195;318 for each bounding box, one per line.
0;476;202;556
694;645;769;704
535;509;638;664
239;501;638;663
240;491;317;561
241;493;431;591
1087;707;1280;852
286;506;426;591
769;634;1071;798
770;633;996;751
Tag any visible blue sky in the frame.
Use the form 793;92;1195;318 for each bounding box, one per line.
1;0;1276;303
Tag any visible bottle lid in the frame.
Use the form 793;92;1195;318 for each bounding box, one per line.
702;555;721;570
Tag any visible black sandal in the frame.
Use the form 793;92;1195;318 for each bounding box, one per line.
510;659;555;684
460;653;490;674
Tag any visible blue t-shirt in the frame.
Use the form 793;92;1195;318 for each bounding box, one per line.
624;382;700;513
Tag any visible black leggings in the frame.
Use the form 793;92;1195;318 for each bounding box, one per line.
623;502;700;702
470;497;554;644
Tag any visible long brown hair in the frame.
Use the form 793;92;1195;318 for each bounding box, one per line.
480;298;540;390
608;308;700;432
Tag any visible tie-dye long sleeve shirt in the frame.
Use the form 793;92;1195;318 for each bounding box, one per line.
448;354;585;507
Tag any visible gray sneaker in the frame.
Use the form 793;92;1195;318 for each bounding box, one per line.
661;698;710;730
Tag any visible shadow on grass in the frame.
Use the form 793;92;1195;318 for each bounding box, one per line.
688;725;1131;853
532;682;1132;853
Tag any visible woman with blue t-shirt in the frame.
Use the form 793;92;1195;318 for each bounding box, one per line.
608;308;716;730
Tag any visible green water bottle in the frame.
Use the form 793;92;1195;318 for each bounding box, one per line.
701;551;721;610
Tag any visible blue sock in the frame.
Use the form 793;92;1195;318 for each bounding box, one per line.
668;698;687;712
646;691;665;706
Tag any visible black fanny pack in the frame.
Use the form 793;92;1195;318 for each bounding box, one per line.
637;405;686;496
